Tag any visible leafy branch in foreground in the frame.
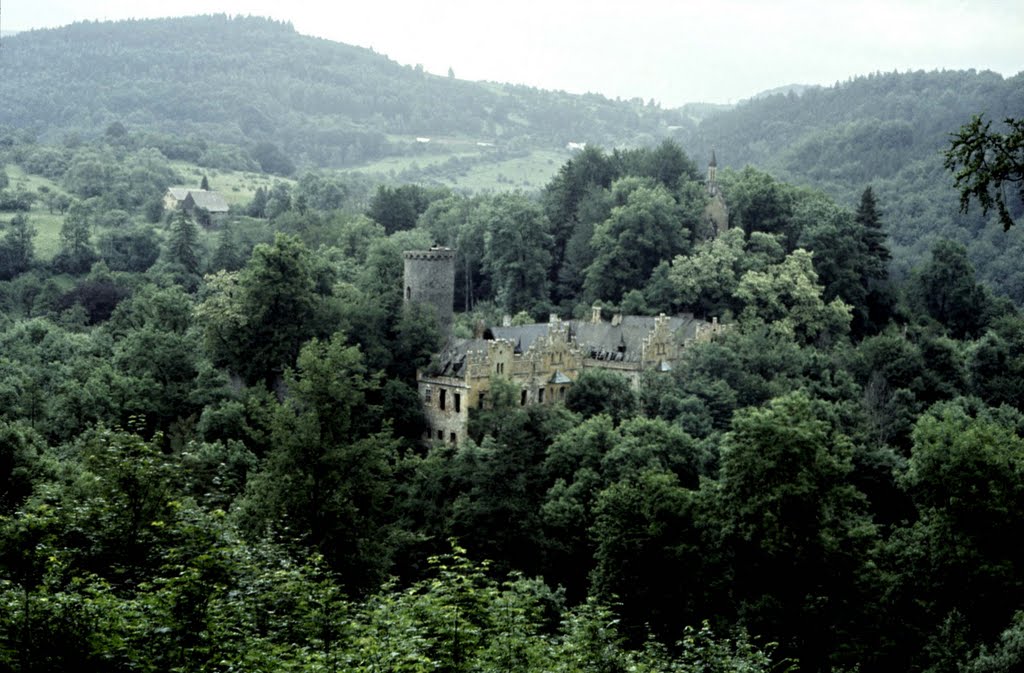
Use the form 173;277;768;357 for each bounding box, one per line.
944;115;1024;230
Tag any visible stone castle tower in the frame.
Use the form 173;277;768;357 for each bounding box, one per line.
403;247;456;334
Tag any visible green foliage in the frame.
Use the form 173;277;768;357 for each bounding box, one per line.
52;202;97;274
196;233;329;385
480;192;553;315
167;209;201;275
735;248;853;344
718;392;877;670
367;184;448;234
97;225;160;272
911;239;994;338
564;368;638;424
585;178;690;303
0;67;1022;673
945;115;1024;230
0;213;36;280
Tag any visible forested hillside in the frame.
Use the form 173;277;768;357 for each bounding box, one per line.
2;13;1024;672
3;128;1024;670
0;15;684;172
3;18;1020;297
676;70;1024;292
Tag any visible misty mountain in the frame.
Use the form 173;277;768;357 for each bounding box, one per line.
0;14;687;169
2;14;1021;296
672;69;1024;290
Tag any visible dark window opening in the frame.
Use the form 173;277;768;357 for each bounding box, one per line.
450;432;457;443
538;388;545;403
436;430;443;440
454;393;461;412
521;390;527;406
439;389;446;410
406;287;412;300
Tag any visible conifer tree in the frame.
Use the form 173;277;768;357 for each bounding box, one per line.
855;186;890;278
169;209;200;275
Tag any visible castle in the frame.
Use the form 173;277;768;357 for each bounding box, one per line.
404;248;725;446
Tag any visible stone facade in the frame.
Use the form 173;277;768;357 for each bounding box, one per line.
403;247;456;335
417;311;725;444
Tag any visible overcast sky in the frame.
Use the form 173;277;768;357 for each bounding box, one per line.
4;0;1021;106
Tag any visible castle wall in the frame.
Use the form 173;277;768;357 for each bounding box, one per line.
403;248;455;334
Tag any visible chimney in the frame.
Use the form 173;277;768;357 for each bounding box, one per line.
591;304;602;324
502;314;512;327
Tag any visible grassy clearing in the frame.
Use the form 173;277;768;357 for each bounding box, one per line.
353;147;568;192
3;165;71;261
167;162;291;206
445;150;567;192
356;151;482;177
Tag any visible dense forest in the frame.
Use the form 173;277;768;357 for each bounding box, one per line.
3;16;1022;301
2;12;1024;673
679;69;1024;295
2;117;1024;670
0;15;683;170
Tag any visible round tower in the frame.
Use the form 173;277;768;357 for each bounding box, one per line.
403;247;456;334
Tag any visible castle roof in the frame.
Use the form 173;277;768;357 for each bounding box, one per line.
425;314;704;375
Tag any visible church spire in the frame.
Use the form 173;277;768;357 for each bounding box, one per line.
707;150;718;195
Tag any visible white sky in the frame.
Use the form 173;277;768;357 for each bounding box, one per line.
4;0;1022;106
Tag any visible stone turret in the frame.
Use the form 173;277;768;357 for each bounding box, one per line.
403;247;456;334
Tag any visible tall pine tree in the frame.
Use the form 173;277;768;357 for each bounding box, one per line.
854;186;893;335
169;209;200;275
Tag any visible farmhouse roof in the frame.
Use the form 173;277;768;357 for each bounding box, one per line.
184;190;230;213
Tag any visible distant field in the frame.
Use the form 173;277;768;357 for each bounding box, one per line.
354;147;568;192
3;148;569;264
3;162;290;261
447;150;566;192
4;164;69;260
168;163;290;206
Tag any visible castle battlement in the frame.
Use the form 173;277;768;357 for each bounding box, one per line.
403;248;456;261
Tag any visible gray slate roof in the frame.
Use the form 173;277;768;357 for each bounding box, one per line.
184;190;230;213
427;315;702;375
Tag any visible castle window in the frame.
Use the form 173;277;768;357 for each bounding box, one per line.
496;362;504;374
450;432;457;443
437;430;443;440
521;390;527;406
439;389;446;410
478;392;486;409
406;287;411;300
454;393;461;413
559;386;566;400
538;388;545;404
